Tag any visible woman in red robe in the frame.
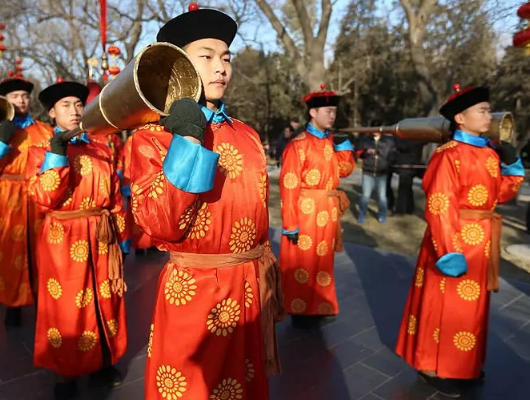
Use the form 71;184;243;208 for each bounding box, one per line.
395;84;525;398
26;80;130;400
130;5;283;400
279;87;354;318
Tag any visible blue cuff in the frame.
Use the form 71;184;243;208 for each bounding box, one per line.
120;185;131;197
117;169;123;180
334;140;354;152
501;157;525;177
435;252;467;277
41;152;69;173
282;228;300;235
0;141;11;159
120;239;132;255
163;135;219;194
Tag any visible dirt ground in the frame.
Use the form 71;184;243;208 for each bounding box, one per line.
268;173;530;284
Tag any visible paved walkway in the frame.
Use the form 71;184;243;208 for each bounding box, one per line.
1;228;530;399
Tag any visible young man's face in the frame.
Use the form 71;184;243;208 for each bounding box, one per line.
184;38;232;103
6;90;30;116
310;106;337;130
455;102;492;135
49;96;84;132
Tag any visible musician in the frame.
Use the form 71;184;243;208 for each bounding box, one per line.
26;79;129;400
395;84;525;397
0;74;53;327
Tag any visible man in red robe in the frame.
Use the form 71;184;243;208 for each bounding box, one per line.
129;4;284;400
395;84;525;397
0;75;53;327
26;80;130;400
279;86;355;321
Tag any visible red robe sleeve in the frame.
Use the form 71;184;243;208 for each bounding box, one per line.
336;149;355;178
110;166;130;248
279;141;302;234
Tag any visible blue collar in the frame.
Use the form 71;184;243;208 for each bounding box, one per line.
13;114;35;129
54;126;90;145
453;130;490;148
199;101;232;124
306;123;329;139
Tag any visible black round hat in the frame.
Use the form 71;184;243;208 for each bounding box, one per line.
38;80;89;110
0;77;34;96
439;84;489;121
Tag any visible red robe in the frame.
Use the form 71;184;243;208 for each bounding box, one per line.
130;117;272;400
395;136;525;379
0;120;53;306
279;129;355;315
26;135;129;377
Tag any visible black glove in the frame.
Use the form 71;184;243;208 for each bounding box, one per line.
494;141;517;165
161;98;207;144
284;232;299;245
50;131;69;156
333;134;349;145
0;120;16;145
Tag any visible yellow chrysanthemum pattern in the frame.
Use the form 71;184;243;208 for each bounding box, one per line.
304;169;321;186
147;324;154;358
244;281;254;308
298;234;312;251
40;170;61;192
206;298;241;337
461;223;485;246
323;145;334;161
294;268;309;284
415;267;424;288
407;314;417;335
217;143;243;179
300;198;315;215
74;155;93;176
148;171;165;199
467;185;488;207
433;328;440;344
47;328;62;349
156;365;187;399
428;192;449;215
47;278;62;300
316;211;329;227
78;331;98;352
75;288;94;308
229;217;256;254
457;279;481;302
453;331;476;352
436;141;458;153
209;378;243;400
291;298;306;313
165;269;197;306
316;271;332;287
486;156;499;178
107;319;118;338
70;240;89;262
245;359;255;382
283;172;298;189
316;240;328;256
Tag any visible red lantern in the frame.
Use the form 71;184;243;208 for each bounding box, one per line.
108;65;120;75
0;44;5;51
514;2;530;55
15;65;23;72
0;35;4;41
108;45;121;56
15;58;21;64
0;23;5;30
518;2;530;19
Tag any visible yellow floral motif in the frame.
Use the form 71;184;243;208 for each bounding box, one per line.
486;156;499;178
70;240;89;262
304;169;321;186
165;269;197;306
461;223;485;246
11;224;25;242
316;240;328;256
62;188;73;207
216;143;243;179
291;298;306;313
454;159;460;174
106;319;118;338
27;175;37;196
209;378;243;400
513;180;523;193
432;238;438;252
428;192;449;215
298;234;312;251
75;288;94;308
98;241;109;255
147;324;154;358
73;155;93;176
323;145;334;161
48;222;64;244
298;148;306;163
294;268;309;284
114;214;126;233
433;328;440;344
293;132;306;141
47;279;62;300
156;365;187;399
40;170;61;192
99;177;111;197
453;331;476;352
229;217;256;254
331;207;338;222
79;197;96;210
47;328;62;349
148;171;165;199
244;281;254;308
436;141;458;153
440;278;446;293
339;161;354;176
452;232;463;253
318;303;334;315
78;331;98;352
259;174;267;207
283;172;298;189
485;240;491;258
317;211;329;227
0;276;4;291
206;298;241;336
407;314;417;335
316;271;332;287
14;255;24;271
457;279;481;302
300;198;316;215
468;185;488;207
325;177;334;191
415;267;424;288
245;359;255;382
142;123;163;132
187;202;212;240
130;183;143;214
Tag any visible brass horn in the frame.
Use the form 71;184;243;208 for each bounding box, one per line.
338;112;514;144
65;42;202;140
0;96;15;122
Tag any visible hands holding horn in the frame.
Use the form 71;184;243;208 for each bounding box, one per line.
161;98;207;144
0;120;16;145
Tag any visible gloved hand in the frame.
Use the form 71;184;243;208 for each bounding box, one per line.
0;120;16;145
333;134;349;145
50;131;69;156
161;98;207;144
284;232;299;245
494;141;517;165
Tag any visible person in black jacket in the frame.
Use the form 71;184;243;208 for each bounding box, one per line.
275;126;294;167
357;133;396;223
393;138;425;215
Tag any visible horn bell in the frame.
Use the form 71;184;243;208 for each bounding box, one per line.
0;96;15;122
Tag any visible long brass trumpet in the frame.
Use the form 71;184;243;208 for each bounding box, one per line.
64;42;202;140
0;96;15;122
337;112;514;144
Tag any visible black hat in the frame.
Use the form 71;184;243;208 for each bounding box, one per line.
439;84;489;121
38;79;89;110
0;77;34;96
157;3;237;48
303;84;340;109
